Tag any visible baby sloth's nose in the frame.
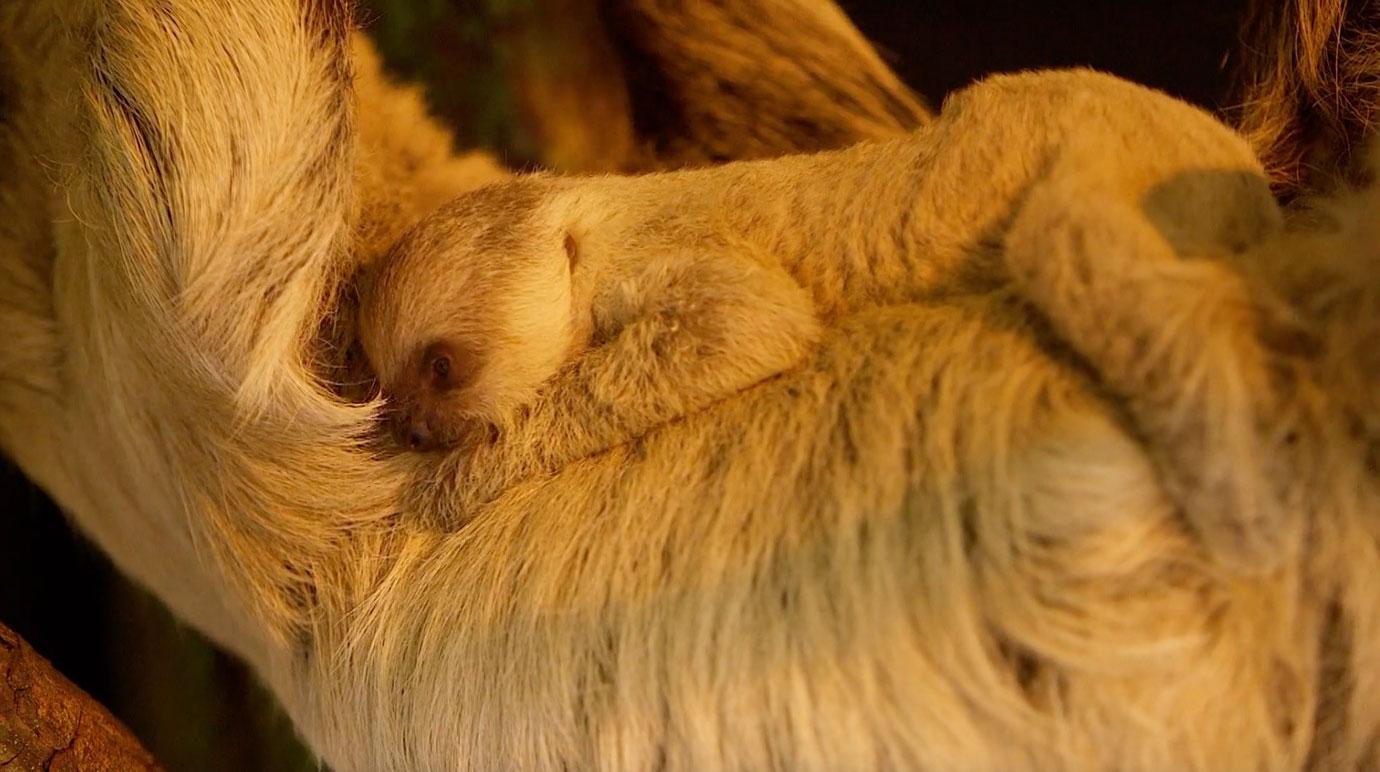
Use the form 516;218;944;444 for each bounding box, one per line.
404;422;433;451
391;411;436;451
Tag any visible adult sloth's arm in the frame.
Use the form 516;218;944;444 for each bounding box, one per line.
477;0;930;172
599;0;930;168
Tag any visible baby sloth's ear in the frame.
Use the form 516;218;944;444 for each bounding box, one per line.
564;232;579;268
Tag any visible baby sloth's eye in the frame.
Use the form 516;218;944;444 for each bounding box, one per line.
431;354;451;381
421;341;461;391
419;340;481;394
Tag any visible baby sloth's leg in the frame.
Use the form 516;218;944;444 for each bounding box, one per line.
1003;162;1313;574
420;250;820;526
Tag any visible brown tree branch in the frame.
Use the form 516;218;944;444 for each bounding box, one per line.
0;621;161;771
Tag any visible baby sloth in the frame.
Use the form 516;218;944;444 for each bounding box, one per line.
360;69;1300;578
359;71;1281;466
362;70;1298;573
358;178;823;451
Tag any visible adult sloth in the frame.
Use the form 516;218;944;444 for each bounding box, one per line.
0;1;1377;771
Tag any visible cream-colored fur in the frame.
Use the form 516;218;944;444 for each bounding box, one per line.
1;2;1378;771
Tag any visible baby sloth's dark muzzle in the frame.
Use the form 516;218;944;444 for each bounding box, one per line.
399;420;433;451
388;402;439;452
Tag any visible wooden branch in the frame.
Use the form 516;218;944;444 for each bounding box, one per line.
0;621;161;771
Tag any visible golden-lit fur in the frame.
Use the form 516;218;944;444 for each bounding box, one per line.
1;2;1378;771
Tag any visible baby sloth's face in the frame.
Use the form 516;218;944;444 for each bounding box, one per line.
358;189;588;451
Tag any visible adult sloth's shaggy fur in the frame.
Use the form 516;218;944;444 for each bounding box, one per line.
1230;0;1380;199
1;1;1378;771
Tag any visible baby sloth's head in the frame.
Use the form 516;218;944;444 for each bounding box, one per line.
359;184;587;451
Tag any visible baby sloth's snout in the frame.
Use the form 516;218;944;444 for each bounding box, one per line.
388;402;439;452
389;400;496;452
398;417;434;451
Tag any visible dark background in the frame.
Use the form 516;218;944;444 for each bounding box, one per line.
852;0;1248;113
0;1;1250;768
